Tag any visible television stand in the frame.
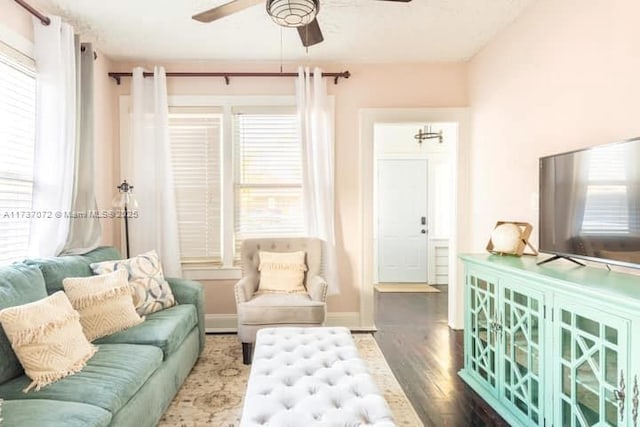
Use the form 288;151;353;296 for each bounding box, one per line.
536;254;585;267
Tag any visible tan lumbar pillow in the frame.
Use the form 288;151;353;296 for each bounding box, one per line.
258;251;307;293
0;291;97;392
63;269;144;342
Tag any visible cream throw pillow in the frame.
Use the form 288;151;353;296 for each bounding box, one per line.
258;251;307;294
90;250;176;316
63;270;144;342
0;291;97;392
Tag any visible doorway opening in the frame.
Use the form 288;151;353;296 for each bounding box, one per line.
359;108;469;330
373;123;453;290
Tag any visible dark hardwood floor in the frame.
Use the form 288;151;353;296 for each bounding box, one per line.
373;287;510;427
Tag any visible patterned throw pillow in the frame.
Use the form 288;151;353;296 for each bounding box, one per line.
63;269;144;341
0;291;97;392
258;251;308;294
90;250;176;316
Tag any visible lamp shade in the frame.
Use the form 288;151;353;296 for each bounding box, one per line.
266;0;319;28
113;180;138;209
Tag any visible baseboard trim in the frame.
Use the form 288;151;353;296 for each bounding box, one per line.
205;312;372;333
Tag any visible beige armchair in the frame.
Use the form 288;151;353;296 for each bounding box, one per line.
235;237;328;364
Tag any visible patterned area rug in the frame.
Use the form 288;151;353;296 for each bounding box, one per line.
159;334;423;426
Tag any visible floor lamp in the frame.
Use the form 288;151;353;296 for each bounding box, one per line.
113;180;137;258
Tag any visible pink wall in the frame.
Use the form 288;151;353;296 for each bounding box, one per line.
93;53;119;248
468;0;640;253
109;61;468;316
0;0;33;40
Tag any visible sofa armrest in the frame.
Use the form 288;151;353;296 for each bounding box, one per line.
307;275;328;302
166;277;205;354
235;275;258;304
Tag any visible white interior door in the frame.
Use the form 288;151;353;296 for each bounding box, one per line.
377;159;428;282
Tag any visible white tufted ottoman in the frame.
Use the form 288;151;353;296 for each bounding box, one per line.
240;327;396;427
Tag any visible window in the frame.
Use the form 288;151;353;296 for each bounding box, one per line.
169;107;222;264
233;110;304;256
581;144;629;234
165;99;306;267
0;49;36;265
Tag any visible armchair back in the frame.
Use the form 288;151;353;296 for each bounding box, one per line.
241;238;322;288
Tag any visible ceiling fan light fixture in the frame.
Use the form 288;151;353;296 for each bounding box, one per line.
266;0;319;28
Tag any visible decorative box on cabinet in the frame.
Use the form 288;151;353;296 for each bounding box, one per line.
460;254;640;427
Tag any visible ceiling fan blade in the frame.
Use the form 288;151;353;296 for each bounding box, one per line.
192;0;263;23
297;19;324;47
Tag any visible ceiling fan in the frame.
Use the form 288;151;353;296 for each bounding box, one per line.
192;0;413;48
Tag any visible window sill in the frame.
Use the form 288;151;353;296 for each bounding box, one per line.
181;265;242;281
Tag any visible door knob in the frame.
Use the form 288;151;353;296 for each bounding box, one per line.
421;229;426;234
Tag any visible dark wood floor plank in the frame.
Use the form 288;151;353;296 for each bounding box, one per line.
373;288;510;427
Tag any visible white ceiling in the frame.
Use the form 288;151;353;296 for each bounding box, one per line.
32;0;533;63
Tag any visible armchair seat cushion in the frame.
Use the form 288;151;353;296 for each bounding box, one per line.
238;293;325;325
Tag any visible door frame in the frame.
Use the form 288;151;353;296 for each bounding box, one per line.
359;108;470;330
374;157;429;284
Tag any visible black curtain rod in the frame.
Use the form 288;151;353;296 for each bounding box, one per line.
108;71;351;85
14;0;50;25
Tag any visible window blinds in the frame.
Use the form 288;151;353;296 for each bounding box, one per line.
233;112;304;256
169;107;222;263
0;52;36;265
582;145;629;233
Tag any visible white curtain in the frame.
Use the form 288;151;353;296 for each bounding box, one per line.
129;66;182;277
29;16;76;257
60;42;102;255
296;66;339;295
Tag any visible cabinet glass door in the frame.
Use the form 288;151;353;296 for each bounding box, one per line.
557;302;629;426
501;284;544;426
467;273;499;392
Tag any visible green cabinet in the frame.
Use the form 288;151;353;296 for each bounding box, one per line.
555;301;629;426
464;267;545;426
460;255;640;427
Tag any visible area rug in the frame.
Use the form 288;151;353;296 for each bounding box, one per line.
159;334;423;426
374;283;440;293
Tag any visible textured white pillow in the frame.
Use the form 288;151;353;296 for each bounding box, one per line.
63;269;144;342
0;291;97;392
90;250;175;316
258;251;307;293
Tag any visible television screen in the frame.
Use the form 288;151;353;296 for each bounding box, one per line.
539;137;640;268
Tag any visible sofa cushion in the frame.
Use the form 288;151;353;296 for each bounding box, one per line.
0;263;48;384
0;291;98;392
94;304;197;359
238;293;325;325
1;399;112;427
25;246;121;294
0;343;162;414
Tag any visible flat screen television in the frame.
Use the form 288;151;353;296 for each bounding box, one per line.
539;137;640;268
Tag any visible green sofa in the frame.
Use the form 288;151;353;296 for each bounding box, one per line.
0;247;205;427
